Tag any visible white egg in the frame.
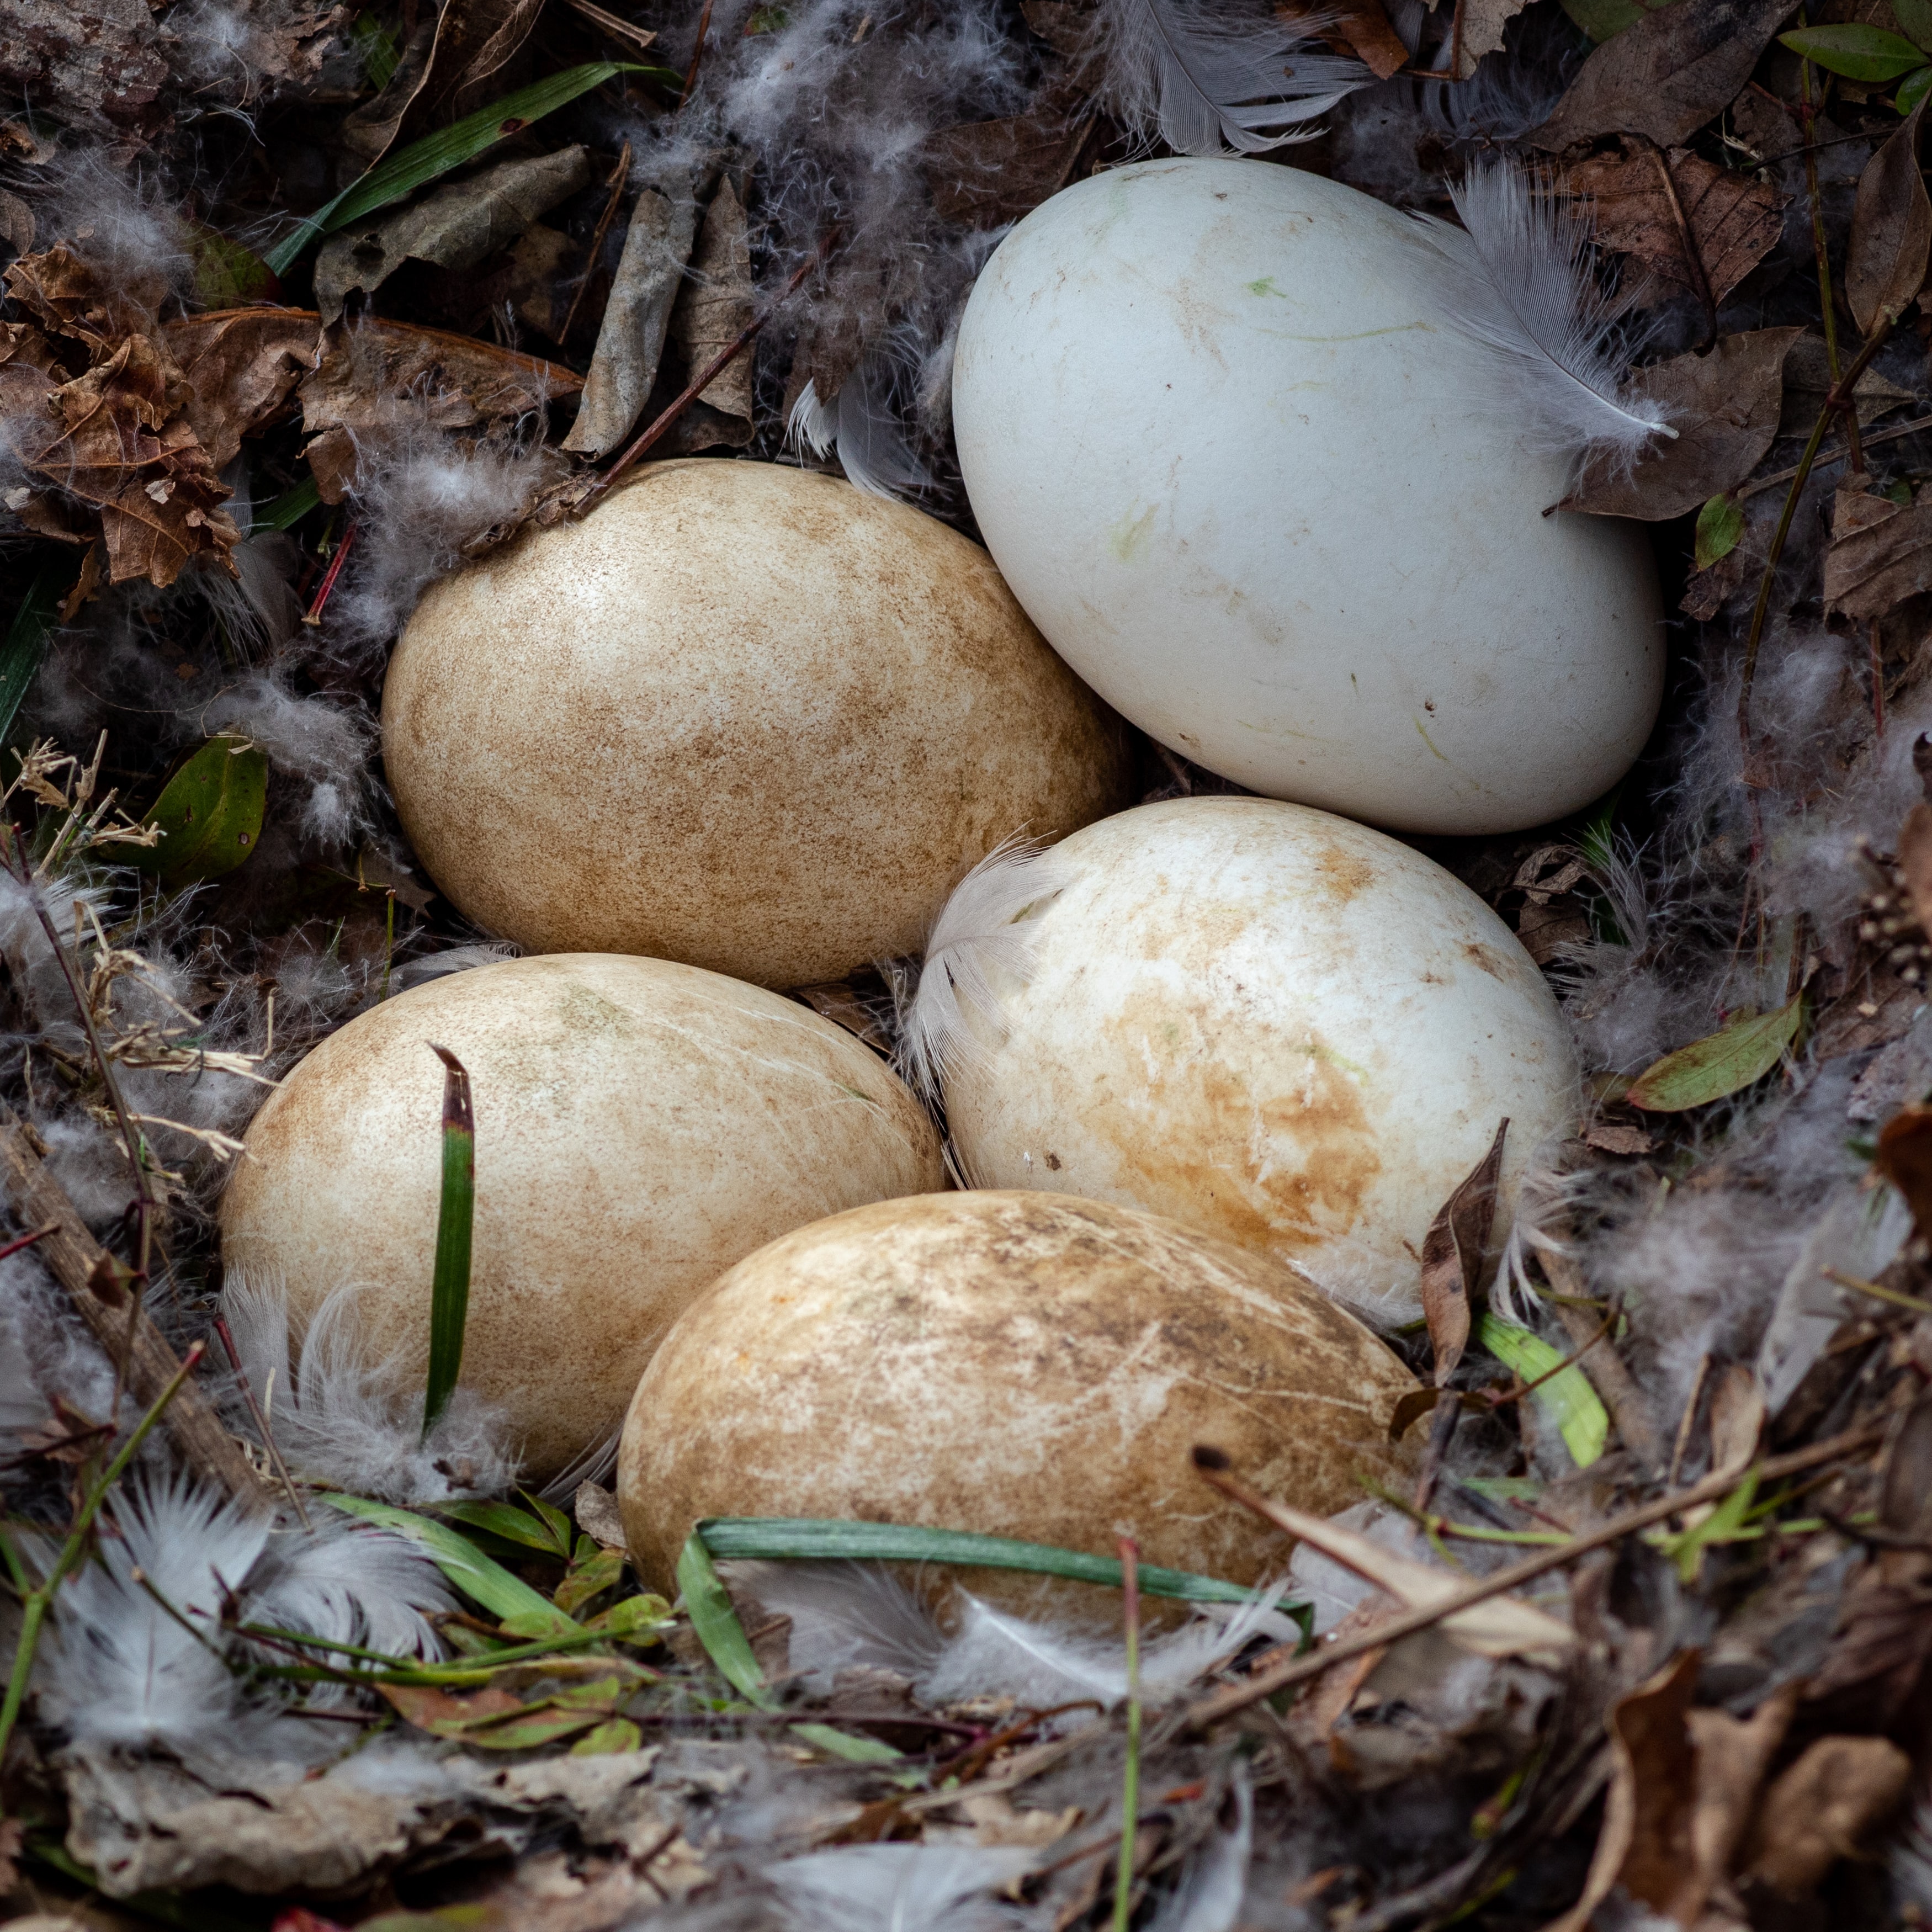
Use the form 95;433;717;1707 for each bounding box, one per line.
931;797;1580;1320
951;158;1664;835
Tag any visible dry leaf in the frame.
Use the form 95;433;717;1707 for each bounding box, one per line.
1278;0;1410;77
1875;1103;1932;1236
1418;1118;1509;1384
1568;327;1804;521
1847;95;1931;336
164;308;321;471
1529;0;1804;153
1740;1735;1913;1897
1569;137;1787;309
573;1478;628;1550
1881;1391;1932;1538
1779;331;1919;435
1583;1119;1654;1155
1682;1686;1800;1914
667;172;756;444
923;98;1098;230
314;146;594;325
1823;478;1932;624
1452;0;1531;78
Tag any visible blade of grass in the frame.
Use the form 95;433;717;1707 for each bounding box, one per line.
695;1517;1311;1625
263;62;673;276
1112;1533;1142;1932
422;1044;474;1439
252;475;321;532
327;1494;579;1633
0;554;70;744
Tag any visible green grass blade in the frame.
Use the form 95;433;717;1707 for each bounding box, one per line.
422;1045;475;1438
328;1494;579;1633
677;1530;773;1708
1478;1315;1610;1468
0;555;69;744
262;62;665;275
253;475;321;532
696;1517;1311;1621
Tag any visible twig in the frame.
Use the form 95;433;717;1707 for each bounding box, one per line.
559;138;631;348
301;519;358;627
1738;315;1896;745
1669;1351;1713;1489
0;1101;271;1509
559;0;657;54
1821;1264;1932;1316
1797;43;1864;472
1413;1392;1460;1513
598;238;834;491
677;0;716;107
1112;1532;1142;1932
1182;1421;1888;1729
0;1341;207;1811
1739;411;1932;501
1645;137;1715;347
211;1312;311;1528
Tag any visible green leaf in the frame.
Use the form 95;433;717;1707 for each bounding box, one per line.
585;1590;673;1638
1780;22;1928;79
352;10;401;87
185;223;279;308
571;1716;644;1754
1626;994;1804;1112
696;1517;1312;1618
327;1495;581;1634
527;1491;575;1552
1477;1315;1610;1468
460;1705;607;1750
1694;493;1744;571
677;1530;774;1708
555;1543;625;1612
1558;0;1678;41
262;63;664;275
1898;62;1932;110
1899;0;1932;52
252;475;321;532
0;555;70;745
790;1722;904;1763
440;1499;569;1558
130;736;268;889
422;1046;474;1437
1652;1469;1760;1583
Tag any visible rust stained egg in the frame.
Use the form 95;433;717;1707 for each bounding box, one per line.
618;1189;1419;1627
219;953;943;1479
380;458;1131;990
931;798;1581;1323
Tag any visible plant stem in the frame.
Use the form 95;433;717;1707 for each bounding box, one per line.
0;1341;205;1809
1798;51;1863;471
1112;1533;1142;1932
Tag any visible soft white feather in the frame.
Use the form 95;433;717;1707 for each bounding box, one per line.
787;364;933;501
1148;1774;1253;1932
900;837;1073;1097
223;1273;522;1504
767;1844;1041;1932
1097;0;1371;156
1410;156;1672;468
246;1512;452;1661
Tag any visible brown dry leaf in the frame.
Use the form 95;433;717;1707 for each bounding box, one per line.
1418;1117;1509;1383
503;224;577;340
1528;0;1805;153
4;241;152;356
0;0;170;137
1452;0;1531;78
1683;1685;1800;1910
0;188;31;254
1542;1650;1700;1932
574;1479;628;1549
299;317;582;500
1740;1735;1913;1897
314;146;594;325
1706;1363;1764;1478
0;1811;20;1893
923;97;1098;230
667;172;756;443
1569;137;1787;309
1779;332;1919;436
1847;96;1931;336
1277;0;1410;77
1875;1103;1932;1235
1881;1392;1932;1537
378;1681;525;1737
164;308;321;471
1568;326;1804;521
1823;478;1932;624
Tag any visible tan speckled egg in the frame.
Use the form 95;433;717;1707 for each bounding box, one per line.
618;1190;1419;1627
220;954;943;1479
381;459;1130;989
937;798;1580;1323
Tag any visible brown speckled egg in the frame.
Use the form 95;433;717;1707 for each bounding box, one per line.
617;1190;1418;1626
219;954;943;1478
380;459;1130;989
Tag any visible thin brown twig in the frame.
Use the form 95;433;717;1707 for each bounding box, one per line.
1739;411;1932;501
211;1312;311;1528
559;139;631;348
678;0;716;107
1798;45;1865;473
1644;137;1715;347
1182;1420;1888;1729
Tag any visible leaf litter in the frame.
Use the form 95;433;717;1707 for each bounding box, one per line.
6;1;1932;1929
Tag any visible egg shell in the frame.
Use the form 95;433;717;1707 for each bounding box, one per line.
381;458;1131;989
941;797;1579;1319
951;157;1665;835
219;954;944;1477
618;1189;1418;1626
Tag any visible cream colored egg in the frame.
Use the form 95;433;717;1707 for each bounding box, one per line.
220;954;943;1478
952;158;1664;835
618;1190;1418;1626
381;459;1130;989
932;798;1579;1321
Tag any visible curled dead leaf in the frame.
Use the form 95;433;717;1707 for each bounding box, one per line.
1740;1734;1913;1897
1418;1118;1509;1384
1823;477;1932;624
1848;95;1931;336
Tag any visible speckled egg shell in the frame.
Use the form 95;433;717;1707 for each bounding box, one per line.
618;1189;1418;1625
381;458;1130;989
940;798;1580;1321
219;954;944;1477
951;157;1664;835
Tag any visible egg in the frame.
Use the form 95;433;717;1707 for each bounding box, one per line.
219;954;943;1478
931;798;1579;1319
951;158;1664;835
618;1190;1418;1626
381;458;1130;989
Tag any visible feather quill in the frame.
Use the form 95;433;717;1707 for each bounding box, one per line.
768;1844;1041;1932
1097;0;1371;156
1410;156;1673;468
899;837;1073;1098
